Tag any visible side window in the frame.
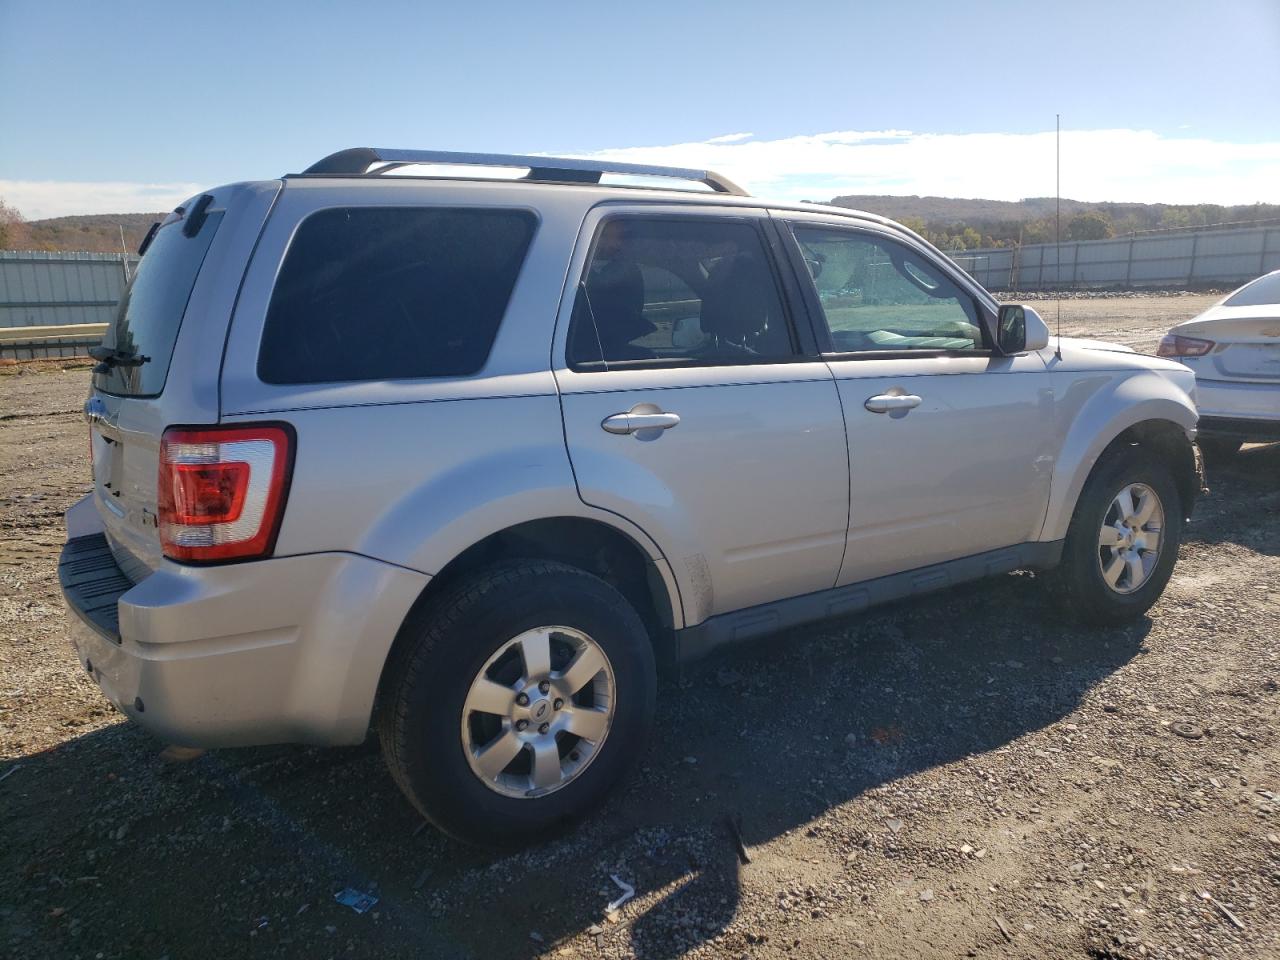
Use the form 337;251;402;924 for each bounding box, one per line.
259;207;536;385
567;217;797;369
791;226;985;353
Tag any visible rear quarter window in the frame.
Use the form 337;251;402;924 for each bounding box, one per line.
94;210;224;397
258;207;537;384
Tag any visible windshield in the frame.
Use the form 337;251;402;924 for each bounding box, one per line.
93;211;223;396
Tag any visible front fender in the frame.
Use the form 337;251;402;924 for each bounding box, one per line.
1040;371;1197;542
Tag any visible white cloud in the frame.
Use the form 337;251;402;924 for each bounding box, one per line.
3;128;1277;218
0;179;205;220
568;128;1280;205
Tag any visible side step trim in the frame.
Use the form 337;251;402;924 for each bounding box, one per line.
674;540;1064;663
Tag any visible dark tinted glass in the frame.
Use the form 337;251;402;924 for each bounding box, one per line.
94;211;223;396
259;207;536;384
568;217;796;368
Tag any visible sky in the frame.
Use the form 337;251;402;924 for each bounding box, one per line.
2;0;1278;219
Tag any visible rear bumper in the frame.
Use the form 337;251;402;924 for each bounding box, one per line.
59;495;429;748
1193;377;1280;434
1198;416;1280;442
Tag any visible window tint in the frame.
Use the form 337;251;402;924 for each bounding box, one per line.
259;207;536;384
567;218;796;369
1224;271;1280;307
94;211;223;396
792;226;984;353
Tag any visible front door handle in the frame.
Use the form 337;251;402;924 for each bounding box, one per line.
601;411;681;436
864;393;922;414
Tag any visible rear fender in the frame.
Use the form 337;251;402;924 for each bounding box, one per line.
360;446;685;630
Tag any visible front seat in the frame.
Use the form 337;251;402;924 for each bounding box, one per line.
698;254;789;359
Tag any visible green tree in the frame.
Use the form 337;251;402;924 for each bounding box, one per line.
900;216;927;236
0;197;27;249
1065;212;1113;241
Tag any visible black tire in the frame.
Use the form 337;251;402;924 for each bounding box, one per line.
1047;447;1183;625
1197;437;1242;464
377;559;656;847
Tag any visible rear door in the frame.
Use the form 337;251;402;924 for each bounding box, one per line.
87;182;280;578
777;214;1055;586
554;206;849;623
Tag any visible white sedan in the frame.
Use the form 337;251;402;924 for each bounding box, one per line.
1158;269;1280;458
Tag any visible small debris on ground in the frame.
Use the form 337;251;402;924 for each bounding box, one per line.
995;917;1014;942
333;888;378;914
605;874;635;916
724;814;752;865
158;745;207;763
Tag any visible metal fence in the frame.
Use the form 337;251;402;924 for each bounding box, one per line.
0;251;137;359
950;224;1280;293
3;225;1279;361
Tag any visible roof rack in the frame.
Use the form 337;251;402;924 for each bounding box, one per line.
294;147;749;196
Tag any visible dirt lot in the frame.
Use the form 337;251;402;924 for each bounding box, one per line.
2;293;1278;960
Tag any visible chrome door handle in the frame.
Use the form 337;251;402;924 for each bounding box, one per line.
864;393;922;414
601;411;681;435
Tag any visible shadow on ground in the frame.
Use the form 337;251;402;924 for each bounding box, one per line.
4;579;1151;960
2;444;1274;959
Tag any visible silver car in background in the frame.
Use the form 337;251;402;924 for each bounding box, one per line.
1158;269;1280;458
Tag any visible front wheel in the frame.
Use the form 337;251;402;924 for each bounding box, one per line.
377;560;656;847
1047;448;1183;625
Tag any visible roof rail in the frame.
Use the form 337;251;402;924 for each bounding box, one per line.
294;147;749;196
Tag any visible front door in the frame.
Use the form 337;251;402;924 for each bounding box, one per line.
780;217;1055;586
555;208;850;623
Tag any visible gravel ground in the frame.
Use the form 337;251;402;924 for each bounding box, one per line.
2;293;1278;960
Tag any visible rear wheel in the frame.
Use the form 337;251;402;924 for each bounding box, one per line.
1047;448;1183;625
377;560;656;847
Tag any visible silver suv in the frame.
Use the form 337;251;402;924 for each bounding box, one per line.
60;148;1203;845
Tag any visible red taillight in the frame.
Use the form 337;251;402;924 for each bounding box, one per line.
1156;334;1215;358
158;424;294;563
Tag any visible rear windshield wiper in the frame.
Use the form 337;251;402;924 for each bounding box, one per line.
89;345;150;374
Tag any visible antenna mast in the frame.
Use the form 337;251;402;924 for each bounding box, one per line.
1055;114;1062;359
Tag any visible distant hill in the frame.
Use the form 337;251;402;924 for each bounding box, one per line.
2;213;164;254
825;196;1280;250
828;195;1095;223
5;196;1279;255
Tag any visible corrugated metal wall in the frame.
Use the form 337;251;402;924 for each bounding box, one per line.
0;251;138;328
950;224;1280;292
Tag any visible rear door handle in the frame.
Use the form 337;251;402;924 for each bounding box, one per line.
601;411;681;435
864;393;922;414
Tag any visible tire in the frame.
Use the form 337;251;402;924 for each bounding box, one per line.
1047;447;1183;625
1197;437;1242;464
377;559;656;847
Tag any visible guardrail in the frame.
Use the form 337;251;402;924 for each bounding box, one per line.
0;322;107;361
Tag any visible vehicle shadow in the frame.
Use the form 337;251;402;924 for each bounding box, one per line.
2;571;1152;960
1188;441;1279;556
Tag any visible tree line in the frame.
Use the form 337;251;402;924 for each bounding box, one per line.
829;197;1280;252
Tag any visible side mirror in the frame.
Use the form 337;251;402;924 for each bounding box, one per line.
997;304;1050;354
